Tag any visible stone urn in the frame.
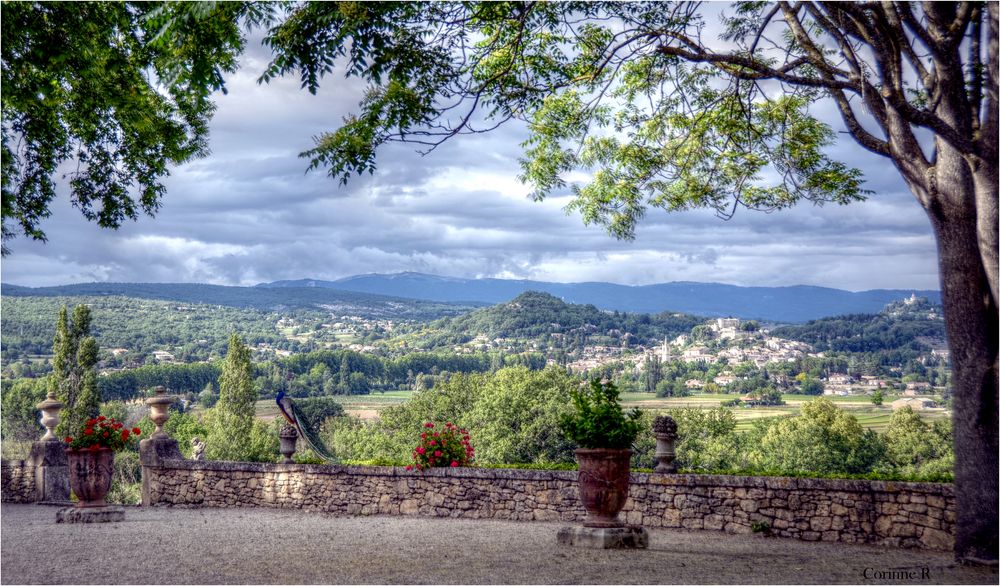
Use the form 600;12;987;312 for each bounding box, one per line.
66;448;115;508
278;424;298;464
574;448;633;528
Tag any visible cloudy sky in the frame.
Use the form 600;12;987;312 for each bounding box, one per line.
2;28;940;292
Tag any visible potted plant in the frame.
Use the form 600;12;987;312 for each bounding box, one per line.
559;379;643;527
63;416;142;507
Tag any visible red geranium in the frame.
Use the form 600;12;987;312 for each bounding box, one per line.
65;415;139;452
409;422;474;471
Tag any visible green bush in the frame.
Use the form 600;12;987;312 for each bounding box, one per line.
107;450;141;505
559;379;642;450
326;367;579;466
742;399;886;476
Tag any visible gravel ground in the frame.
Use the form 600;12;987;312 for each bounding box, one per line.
1;504;996;585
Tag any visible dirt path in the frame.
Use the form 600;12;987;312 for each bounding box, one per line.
2;504;995;584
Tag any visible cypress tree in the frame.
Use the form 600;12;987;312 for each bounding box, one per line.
53;305;101;437
206;334;260;461
218;334;255;420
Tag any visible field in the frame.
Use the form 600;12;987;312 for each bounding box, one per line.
255;390;414;422
256;390;950;432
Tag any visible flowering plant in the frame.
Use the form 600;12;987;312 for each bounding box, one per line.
64;415;141;451
405;422;474;471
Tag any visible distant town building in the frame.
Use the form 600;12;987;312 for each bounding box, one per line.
713;373;737;386
905;381;933;393
826;374;854;386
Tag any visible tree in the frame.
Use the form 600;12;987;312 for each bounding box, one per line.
230;2;994;561
1;378;48;443
871;389;885;406
466;367;577;465
218;334;255;418
798;375;825;396
51;305;101;436
643;354;662;393
745;398;886;476
199;382;218;409
205;334;265;461
882;406;954;478
0;2;281;254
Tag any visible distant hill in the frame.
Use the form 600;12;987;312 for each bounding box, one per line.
259;272;941;323
428;290;702;345
770;296;946;353
0;282;482;321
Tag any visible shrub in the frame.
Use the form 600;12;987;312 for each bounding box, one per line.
559;379;642;450
406;422;474;470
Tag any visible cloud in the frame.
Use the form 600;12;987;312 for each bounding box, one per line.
1;29;941;293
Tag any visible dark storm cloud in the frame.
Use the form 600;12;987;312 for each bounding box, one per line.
2;29;940;292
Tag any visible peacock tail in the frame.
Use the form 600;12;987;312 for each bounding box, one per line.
275;391;338;463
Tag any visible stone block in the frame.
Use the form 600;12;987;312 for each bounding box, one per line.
810;516;832;532
557;526;649;549
919;527;953;551
56;506;125;524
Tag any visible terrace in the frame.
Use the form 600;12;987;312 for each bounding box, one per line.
1;503;995;585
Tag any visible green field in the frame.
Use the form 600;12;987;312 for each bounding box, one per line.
254;390;948;431
255;390;414;421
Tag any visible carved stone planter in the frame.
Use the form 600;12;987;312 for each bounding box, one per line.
279;424;298;463
66;448;114;508
574;448;633;528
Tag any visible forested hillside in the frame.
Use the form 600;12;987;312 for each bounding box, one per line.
771;297;945;353
2;295;290;361
412;291;703;348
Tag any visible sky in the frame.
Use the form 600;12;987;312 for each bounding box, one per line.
1;24;941;292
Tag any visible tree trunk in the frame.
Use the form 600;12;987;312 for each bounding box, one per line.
926;190;999;564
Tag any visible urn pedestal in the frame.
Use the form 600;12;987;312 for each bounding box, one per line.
574;448;633;527
58;447;124;523
558;448;648;549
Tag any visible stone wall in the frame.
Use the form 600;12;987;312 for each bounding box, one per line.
143;459;955;551
1;459;37;504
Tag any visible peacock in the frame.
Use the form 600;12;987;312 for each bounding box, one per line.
275;390;338;463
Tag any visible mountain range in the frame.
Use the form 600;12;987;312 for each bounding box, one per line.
258;272;941;323
0;282;481;321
